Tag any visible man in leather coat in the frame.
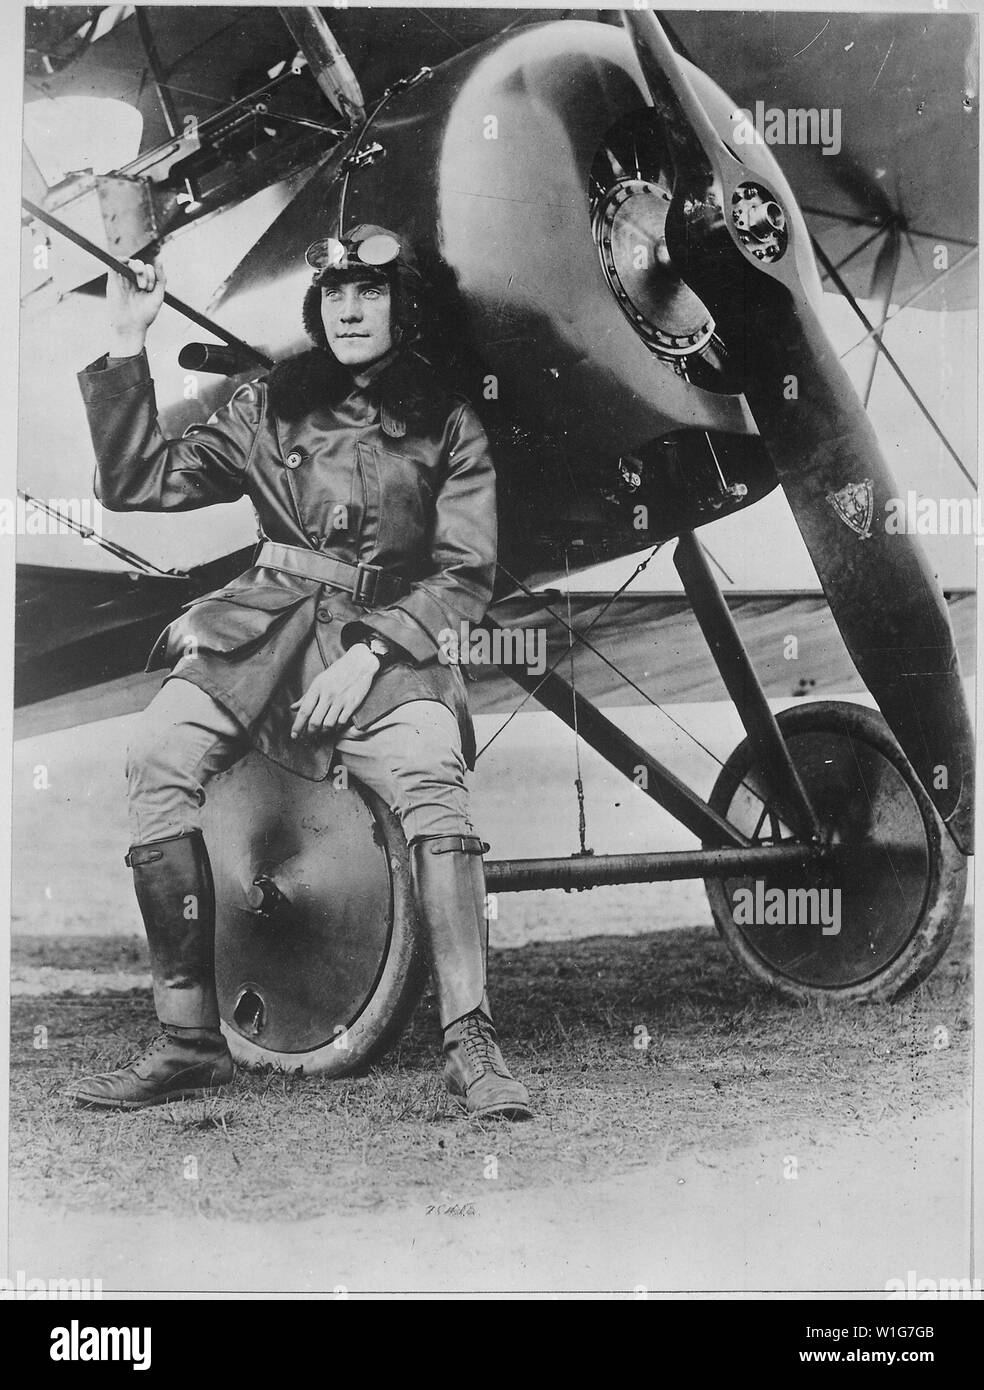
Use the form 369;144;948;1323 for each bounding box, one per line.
71;225;532;1121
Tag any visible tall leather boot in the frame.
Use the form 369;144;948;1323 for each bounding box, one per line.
72;830;233;1110
410;834;532;1120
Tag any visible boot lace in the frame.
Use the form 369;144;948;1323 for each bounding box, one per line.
455;1013;510;1079
130;1031;173;1064
130;1029;212;1065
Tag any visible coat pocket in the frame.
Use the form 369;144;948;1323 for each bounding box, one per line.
149;584;311;667
365;443;435;561
180;582;310;614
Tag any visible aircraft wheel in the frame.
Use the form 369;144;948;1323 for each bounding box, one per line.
704;700;967;1003
203;754;428;1075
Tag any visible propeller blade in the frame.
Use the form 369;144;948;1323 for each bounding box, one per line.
736;293;974;854
621;11;974;852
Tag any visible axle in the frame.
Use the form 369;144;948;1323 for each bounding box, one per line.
485;843;823;892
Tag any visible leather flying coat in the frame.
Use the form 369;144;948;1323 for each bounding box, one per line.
78;347;497;778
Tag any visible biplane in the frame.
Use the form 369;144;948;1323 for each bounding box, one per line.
16;7;977;1073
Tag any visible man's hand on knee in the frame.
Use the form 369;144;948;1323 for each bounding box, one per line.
290;647;380;739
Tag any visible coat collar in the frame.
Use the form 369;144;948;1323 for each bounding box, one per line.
376;351;444;439
337;350;407;437
267;347;446;435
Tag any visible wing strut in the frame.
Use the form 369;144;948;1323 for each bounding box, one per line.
563;552;593;858
839;245;978;343
859;221;901;408
277;7;365;127
811;234;975;492
134;7;201;211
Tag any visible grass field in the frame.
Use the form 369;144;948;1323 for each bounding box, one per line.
10;910;972;1226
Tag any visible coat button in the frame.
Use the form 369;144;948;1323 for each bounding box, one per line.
285;450;303;469
316;605;333;623
307;532;320;546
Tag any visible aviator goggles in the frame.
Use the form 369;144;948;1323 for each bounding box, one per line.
305;233;402;272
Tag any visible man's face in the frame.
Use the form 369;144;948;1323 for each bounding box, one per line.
320;276;394;368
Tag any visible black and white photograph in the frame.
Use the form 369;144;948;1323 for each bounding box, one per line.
2;0;980;1309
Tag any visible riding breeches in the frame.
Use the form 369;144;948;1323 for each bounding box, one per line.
125;677;475;846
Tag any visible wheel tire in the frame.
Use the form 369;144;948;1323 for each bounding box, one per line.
704;700;968;1003
204;754;428;1075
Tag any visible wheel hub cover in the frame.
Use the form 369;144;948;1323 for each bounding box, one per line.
205;754;394;1053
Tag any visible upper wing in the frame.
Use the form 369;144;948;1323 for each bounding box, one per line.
24;6;567;154
661;10;978;309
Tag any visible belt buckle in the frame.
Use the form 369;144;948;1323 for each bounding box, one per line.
351;561;382;607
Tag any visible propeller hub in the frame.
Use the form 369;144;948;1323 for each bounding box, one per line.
731;182;788;262
594;178;715;357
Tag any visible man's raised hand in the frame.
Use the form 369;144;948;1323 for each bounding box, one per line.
106;257;166;357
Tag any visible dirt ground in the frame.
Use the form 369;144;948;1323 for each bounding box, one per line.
6;700;979;1296
8;913;975;1295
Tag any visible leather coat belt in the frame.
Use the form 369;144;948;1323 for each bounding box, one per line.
256;541;407;608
